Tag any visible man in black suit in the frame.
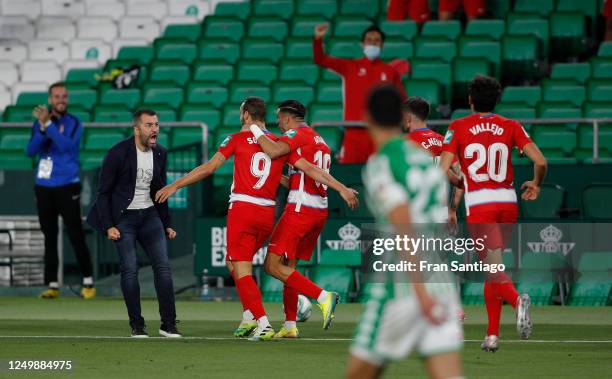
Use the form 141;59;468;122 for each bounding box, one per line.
87;109;181;338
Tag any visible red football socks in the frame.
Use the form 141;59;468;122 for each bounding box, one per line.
484;282;502;336
230;271;247;311
236;275;266;320
286;270;323;300
283;285;299;322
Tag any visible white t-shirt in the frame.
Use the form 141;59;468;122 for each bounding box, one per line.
127;147;154;210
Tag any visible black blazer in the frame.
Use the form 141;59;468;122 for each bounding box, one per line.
87;137;171;233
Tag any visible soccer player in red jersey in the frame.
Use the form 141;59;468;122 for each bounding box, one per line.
250;100;359;337
439;76;548;352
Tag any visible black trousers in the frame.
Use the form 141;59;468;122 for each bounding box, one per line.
34;183;93;285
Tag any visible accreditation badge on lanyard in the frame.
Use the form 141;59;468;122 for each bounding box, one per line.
37;157;53;179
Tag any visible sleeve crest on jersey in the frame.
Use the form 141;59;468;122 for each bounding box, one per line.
283;129;297;139
443;130;454;144
219;135;232;148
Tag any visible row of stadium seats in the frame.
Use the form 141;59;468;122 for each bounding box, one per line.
260;248;612;306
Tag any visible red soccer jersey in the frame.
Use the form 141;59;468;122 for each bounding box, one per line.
441;113;533;215
407;128;444;156
280;125;331;215
217;130;287;208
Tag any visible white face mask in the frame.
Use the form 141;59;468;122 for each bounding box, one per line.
363;45;381;60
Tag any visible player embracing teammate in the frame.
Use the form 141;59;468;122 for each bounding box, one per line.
440;76;548;352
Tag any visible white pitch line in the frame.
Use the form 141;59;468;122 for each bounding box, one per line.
0;336;611;343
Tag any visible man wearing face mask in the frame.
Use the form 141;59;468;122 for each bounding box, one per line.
313;24;407;164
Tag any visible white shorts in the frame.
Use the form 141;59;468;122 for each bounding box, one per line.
351;287;463;365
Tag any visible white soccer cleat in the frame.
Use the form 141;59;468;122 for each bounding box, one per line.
516;293;532;340
481;335;499;352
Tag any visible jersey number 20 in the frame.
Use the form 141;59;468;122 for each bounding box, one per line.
465;143;508;182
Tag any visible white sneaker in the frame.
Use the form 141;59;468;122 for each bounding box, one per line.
481;335;499;352
516;293;532;340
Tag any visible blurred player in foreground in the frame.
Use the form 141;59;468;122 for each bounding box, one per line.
346;86;464;379
440;75;548;352
156;98;358;341
249;100;359;338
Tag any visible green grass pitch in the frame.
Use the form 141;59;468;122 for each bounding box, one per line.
1;297;611;378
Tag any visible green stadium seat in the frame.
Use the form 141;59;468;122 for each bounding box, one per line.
380;39;413;60
154;38;197;64
506;13;549;56
92;105;132;122
179;105;221;131
514;0;554;16
582;184;612;220
241;38;284;63
333;16;372;37
496;103;536;121
254;0;294;19
279;59;319;85
310;103;343;124
140;105;176;124
247;17;288;42
551;63;591;84
292;16;327;37
84;129;126;150
192;60;234;84
542;79;586;107
296;0;337;18
285;37;314;59
452;57;490;106
516;252;568;305
149;60;190;86
316;81;342;103
586;79;612;102
237;60;278;85
69;106;91;122
451;109;472;119
311;266;354;301
2;106;34;122
117;46;154;65
214;1;251;20
202;16;244;42
65;68;101;87
0;129;31;150
501;35;539;80
557;0;599;22
198;39;240;64
319;248;361;267
410;60;451;103
380;20;417;41
186;82;228;108
414;37;456;63
142;82;183;109
15;92;47;106
321;68;342;82
591;58;612;79
0;152;34;169
598;41;612;57
501;86;541;107
489;0;512;18
221;103;241;126
272;81;315;106
421;20;461;40
68;89;97;110
465;19;505;40
163;24;200;42
99;88;141;109
328;37;362;58
229;83;271;103
170;127;203;148
339;0;377;17
551;12;587;58
537;102;582;127
583;101;612;119
405;79;441;115
519;184;565;219
568;271;612;306
79;150;105;170
313;126;343;153
458;36;501;77
214;125;237;147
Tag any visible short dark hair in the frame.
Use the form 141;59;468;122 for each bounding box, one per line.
401;97;430;121
361;25;386;43
241;97;266;122
132;109;157;126
367;86;403;129
468;75;502;113
277;99;306;119
48;82;65;95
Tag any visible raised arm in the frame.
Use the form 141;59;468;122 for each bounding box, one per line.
313;23;350;74
155;152;226;203
292;157;359;210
